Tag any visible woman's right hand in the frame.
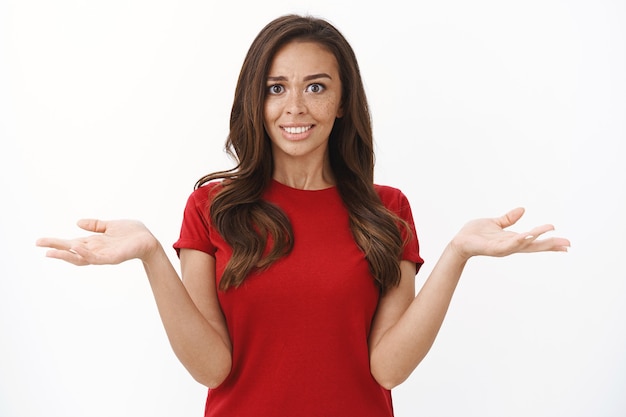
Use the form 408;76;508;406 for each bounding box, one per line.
36;219;160;266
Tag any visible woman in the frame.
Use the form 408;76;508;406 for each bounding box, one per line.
36;15;570;417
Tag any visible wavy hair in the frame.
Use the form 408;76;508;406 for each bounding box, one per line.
196;14;408;292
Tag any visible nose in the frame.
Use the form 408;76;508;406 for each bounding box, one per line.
285;91;306;115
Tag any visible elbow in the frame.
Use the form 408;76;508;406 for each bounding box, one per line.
193;372;228;390
370;362;411;391
189;357;232;389
370;342;430;390
372;370;408;391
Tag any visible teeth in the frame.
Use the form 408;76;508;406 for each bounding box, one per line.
283;126;311;134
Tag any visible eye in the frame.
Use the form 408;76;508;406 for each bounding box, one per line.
267;84;284;95
306;83;325;93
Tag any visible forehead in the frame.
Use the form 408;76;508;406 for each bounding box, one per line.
268;41;339;74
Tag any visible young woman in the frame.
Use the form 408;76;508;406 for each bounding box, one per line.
36;14;570;417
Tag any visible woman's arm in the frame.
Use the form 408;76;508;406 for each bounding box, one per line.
368;208;570;390
143;246;231;388
369;253;464;390
37;219;232;388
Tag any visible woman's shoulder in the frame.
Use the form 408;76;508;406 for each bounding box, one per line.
373;183;409;207
186;180;224;205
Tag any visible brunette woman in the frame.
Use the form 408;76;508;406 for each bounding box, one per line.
37;14;570;417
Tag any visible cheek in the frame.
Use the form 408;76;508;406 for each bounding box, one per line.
313;98;342;119
263;101;278;126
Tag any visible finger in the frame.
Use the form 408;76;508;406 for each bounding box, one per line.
527;224;556;239
518;224;556;242
553;246;570;252
36;237;73;250
521;236;571;253
541;237;571;251
77;219;108;233
497;207;525;229
44;249;90;266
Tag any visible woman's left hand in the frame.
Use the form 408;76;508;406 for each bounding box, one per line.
449;207;570;262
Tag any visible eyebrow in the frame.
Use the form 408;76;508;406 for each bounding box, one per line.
266;73;333;82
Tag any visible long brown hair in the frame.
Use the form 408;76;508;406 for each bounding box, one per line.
197;15;408;292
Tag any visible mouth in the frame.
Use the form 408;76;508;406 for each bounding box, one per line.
281;125;314;134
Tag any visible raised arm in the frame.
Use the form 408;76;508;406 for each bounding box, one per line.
368;207;570;389
36;219;232;388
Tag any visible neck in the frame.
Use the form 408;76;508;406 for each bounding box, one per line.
272;157;335;190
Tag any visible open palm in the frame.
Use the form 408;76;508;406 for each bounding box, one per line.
451;207;570;260
36;219;159;266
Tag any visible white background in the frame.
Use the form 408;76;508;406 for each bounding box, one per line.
1;0;625;416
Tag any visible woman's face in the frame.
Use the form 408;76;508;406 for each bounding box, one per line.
263;41;343;168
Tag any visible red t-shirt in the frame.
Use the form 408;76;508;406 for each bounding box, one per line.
174;179;423;417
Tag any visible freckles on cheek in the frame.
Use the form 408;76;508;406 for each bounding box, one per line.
316;99;340;116
326;94;342;115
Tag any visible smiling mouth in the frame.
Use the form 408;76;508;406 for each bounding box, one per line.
282;125;313;134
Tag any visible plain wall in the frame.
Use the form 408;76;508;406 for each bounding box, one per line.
1;0;624;416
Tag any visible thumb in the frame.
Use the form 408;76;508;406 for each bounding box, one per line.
77;218;108;233
497;207;525;229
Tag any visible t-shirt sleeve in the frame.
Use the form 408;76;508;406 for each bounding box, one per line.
377;185;424;273
172;184;218;257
